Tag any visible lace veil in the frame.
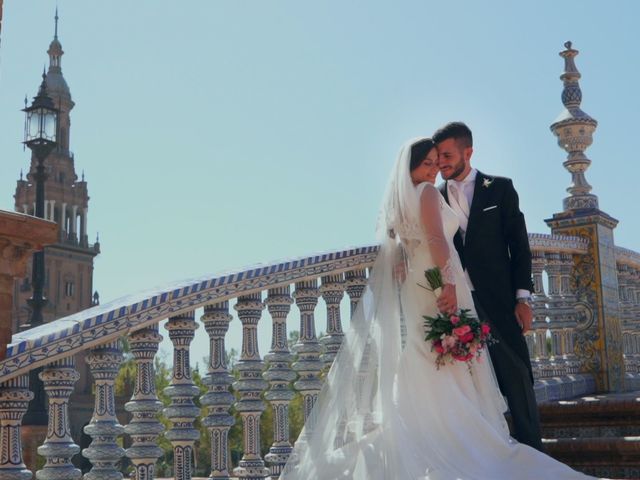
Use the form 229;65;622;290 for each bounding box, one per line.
280;138;428;479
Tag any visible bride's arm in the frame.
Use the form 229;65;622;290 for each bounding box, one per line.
419;184;457;313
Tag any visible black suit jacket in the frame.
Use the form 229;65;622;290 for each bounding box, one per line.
440;171;533;342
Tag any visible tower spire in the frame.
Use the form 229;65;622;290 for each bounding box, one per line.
47;9;64;72
550;41;599;212
54;7;59;39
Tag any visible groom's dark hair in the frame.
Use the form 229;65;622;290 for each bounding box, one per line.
432;122;473;149
409;138;435;171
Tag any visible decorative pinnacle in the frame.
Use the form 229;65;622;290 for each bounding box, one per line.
550;41;599;212
54;7;59;39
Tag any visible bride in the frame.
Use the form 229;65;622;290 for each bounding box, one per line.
280;138;594;479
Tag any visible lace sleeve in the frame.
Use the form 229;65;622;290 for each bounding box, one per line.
419;184;455;285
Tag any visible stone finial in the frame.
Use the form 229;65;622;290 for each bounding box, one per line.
550;41;599;211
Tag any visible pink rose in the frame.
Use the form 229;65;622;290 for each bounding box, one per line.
459;332;475;344
453;325;471;337
481;324;491;336
433;340;445;354
450;315;460;325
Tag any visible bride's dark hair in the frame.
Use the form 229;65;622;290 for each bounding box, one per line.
409;138;435;172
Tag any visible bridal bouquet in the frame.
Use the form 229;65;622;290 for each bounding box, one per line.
420;267;495;370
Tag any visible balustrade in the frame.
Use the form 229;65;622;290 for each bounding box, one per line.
2;238;640;477
619;263;640;374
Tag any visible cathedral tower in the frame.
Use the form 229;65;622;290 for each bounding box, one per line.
13;11;100;333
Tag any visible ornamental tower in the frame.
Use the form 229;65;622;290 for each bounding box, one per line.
13;11;100;333
545;41;624;392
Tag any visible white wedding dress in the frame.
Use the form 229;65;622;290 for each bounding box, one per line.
281;140;594;480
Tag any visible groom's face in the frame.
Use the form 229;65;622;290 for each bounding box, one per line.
436;138;472;181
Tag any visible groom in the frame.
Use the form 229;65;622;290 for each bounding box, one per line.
433;121;543;451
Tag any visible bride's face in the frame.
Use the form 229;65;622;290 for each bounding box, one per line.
410;148;439;185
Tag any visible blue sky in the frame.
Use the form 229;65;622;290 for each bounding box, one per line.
1;1;638;366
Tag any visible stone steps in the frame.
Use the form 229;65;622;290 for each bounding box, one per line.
539;392;640;479
544;437;640;478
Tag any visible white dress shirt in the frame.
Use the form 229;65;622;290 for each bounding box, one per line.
447;169;477;291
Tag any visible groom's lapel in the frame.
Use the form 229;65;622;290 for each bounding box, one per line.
466;171;491;243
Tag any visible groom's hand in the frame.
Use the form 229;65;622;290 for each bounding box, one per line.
514;303;533;334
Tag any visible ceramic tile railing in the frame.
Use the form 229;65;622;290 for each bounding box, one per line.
2;234;638;479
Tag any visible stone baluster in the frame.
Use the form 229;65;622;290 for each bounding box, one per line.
292;280;323;422
635;333;640;374
628;269;638;305
125;325;164;480
544;253;563;364
345;269;367;318
0;375;34;480
617;264;633;335
529;251;548;376
163;312;200;480
633;269;640;343
620;265;631;368
554;253;577;375
200;302;235;480
319;274;345;367
36;357;81;480
233;293;270;480
263;287;296;479
623;331;636;374
83;340;125;480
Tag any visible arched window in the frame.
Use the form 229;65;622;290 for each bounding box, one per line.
65;282;74;297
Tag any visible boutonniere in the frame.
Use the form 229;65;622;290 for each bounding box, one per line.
482;178;494;188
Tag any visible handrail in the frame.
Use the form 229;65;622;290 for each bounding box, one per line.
528;233;589;253
1;246;379;382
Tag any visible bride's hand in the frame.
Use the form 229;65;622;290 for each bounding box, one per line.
436;284;457;314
